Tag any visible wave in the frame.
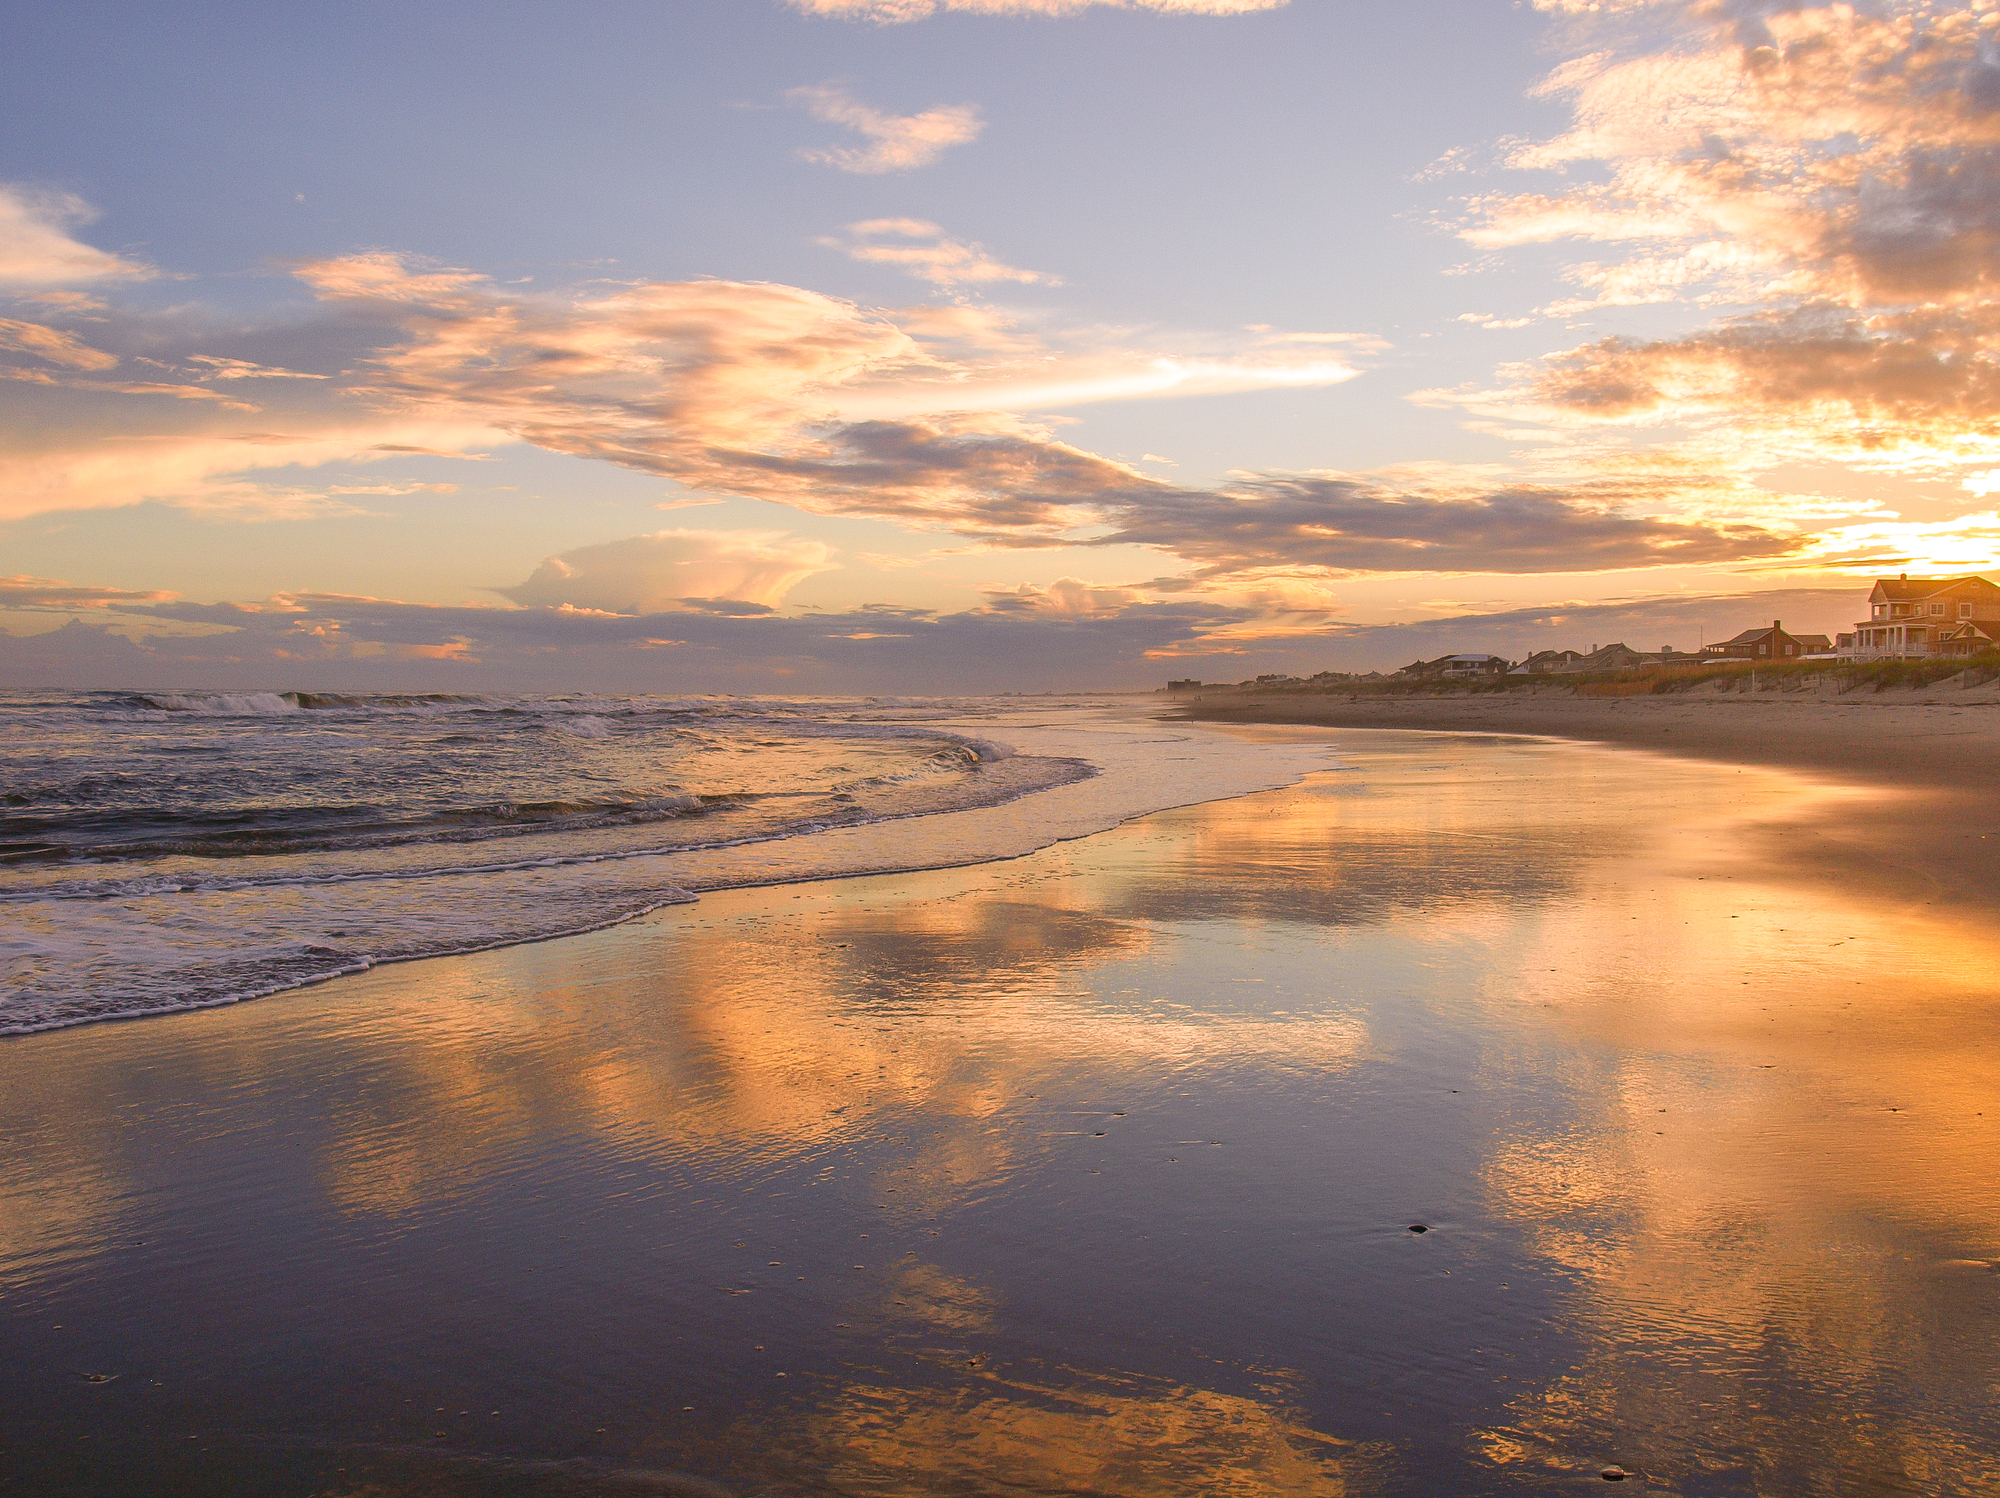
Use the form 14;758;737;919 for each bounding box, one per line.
4;693;1322;1039
780;721;1016;762
1;791;727;865
0;884;703;1038
1;750;1104;1034
134;690;300;716
284;691;487;711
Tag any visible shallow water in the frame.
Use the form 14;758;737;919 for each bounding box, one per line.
1;694;1325;1032
3;727;1997;1496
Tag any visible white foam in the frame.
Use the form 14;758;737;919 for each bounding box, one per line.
0;698;1333;1035
140;691;300;716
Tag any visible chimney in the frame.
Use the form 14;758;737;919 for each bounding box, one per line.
1773;619;1781;631
1901;573;1907;581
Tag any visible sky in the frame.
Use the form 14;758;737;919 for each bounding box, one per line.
5;0;2000;692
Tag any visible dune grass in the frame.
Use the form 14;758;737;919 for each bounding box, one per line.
1268;652;2000;699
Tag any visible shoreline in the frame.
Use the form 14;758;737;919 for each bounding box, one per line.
2;709;1333;1040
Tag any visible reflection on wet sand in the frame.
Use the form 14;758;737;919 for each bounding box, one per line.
309;889;1367;1223
4;730;1999;1495
775;1358;1388;1498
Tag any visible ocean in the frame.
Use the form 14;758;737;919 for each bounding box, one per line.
0;691;1332;1034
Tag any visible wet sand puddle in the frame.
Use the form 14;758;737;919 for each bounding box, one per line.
2;730;1997;1495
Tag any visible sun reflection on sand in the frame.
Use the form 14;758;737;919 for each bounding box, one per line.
769;1359;1390;1498
316;887;1369;1220
1458;771;2000;1490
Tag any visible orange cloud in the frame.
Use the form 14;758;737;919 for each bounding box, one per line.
0;317;118;370
789;85;984;173
820;218;1054;285
1425;0;2000;572
499;530;838;612
0;186;154;287
1473;3;2000;311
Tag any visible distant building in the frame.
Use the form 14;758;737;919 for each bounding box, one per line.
1557;642;1697;671
1848;574;2000;659
1701;620;1827;662
1398;653;1510;678
1511;649;1583;674
1166;679;1203;691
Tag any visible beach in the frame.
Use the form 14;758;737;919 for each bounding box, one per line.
1175;686;2000;915
6;717;1999;1495
1167;679;2000;787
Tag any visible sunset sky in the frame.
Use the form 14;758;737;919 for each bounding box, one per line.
5;0;1999;691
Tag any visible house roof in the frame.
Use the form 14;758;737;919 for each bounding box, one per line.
1713;626;1779;646
1708;625;1825;648
1870;574;1999;602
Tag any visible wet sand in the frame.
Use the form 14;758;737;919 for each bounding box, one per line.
1170;683;2000;789
1174;690;2000;911
5;729;2000;1496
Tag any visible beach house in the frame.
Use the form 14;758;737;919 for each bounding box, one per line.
1395;653;1510;678
1847;574;2000;659
1701;621;1830;661
1511;649;1584;674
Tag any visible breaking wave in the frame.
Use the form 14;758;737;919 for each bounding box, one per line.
0;692;1335;1035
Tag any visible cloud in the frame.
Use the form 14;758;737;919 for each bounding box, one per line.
1423;0;2000;559
290;255;1121;532
0;253;1353;546
285;252;1368;542
0;575;177;608
0;416;502;522
182;355;329;382
1522;304;2000;463
1103;471;1799;578
0;186;154;287
789;85;984;173
1464;3;2000;315
497;530;837;612
787;0;1286;21
0;316;118;370
0;248;1778;586
820;219;1055;285
978;576;1153;617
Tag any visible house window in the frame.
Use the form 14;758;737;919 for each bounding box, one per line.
1931;602;1945;615
1962;603;1974;618
1874;604;1887;618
